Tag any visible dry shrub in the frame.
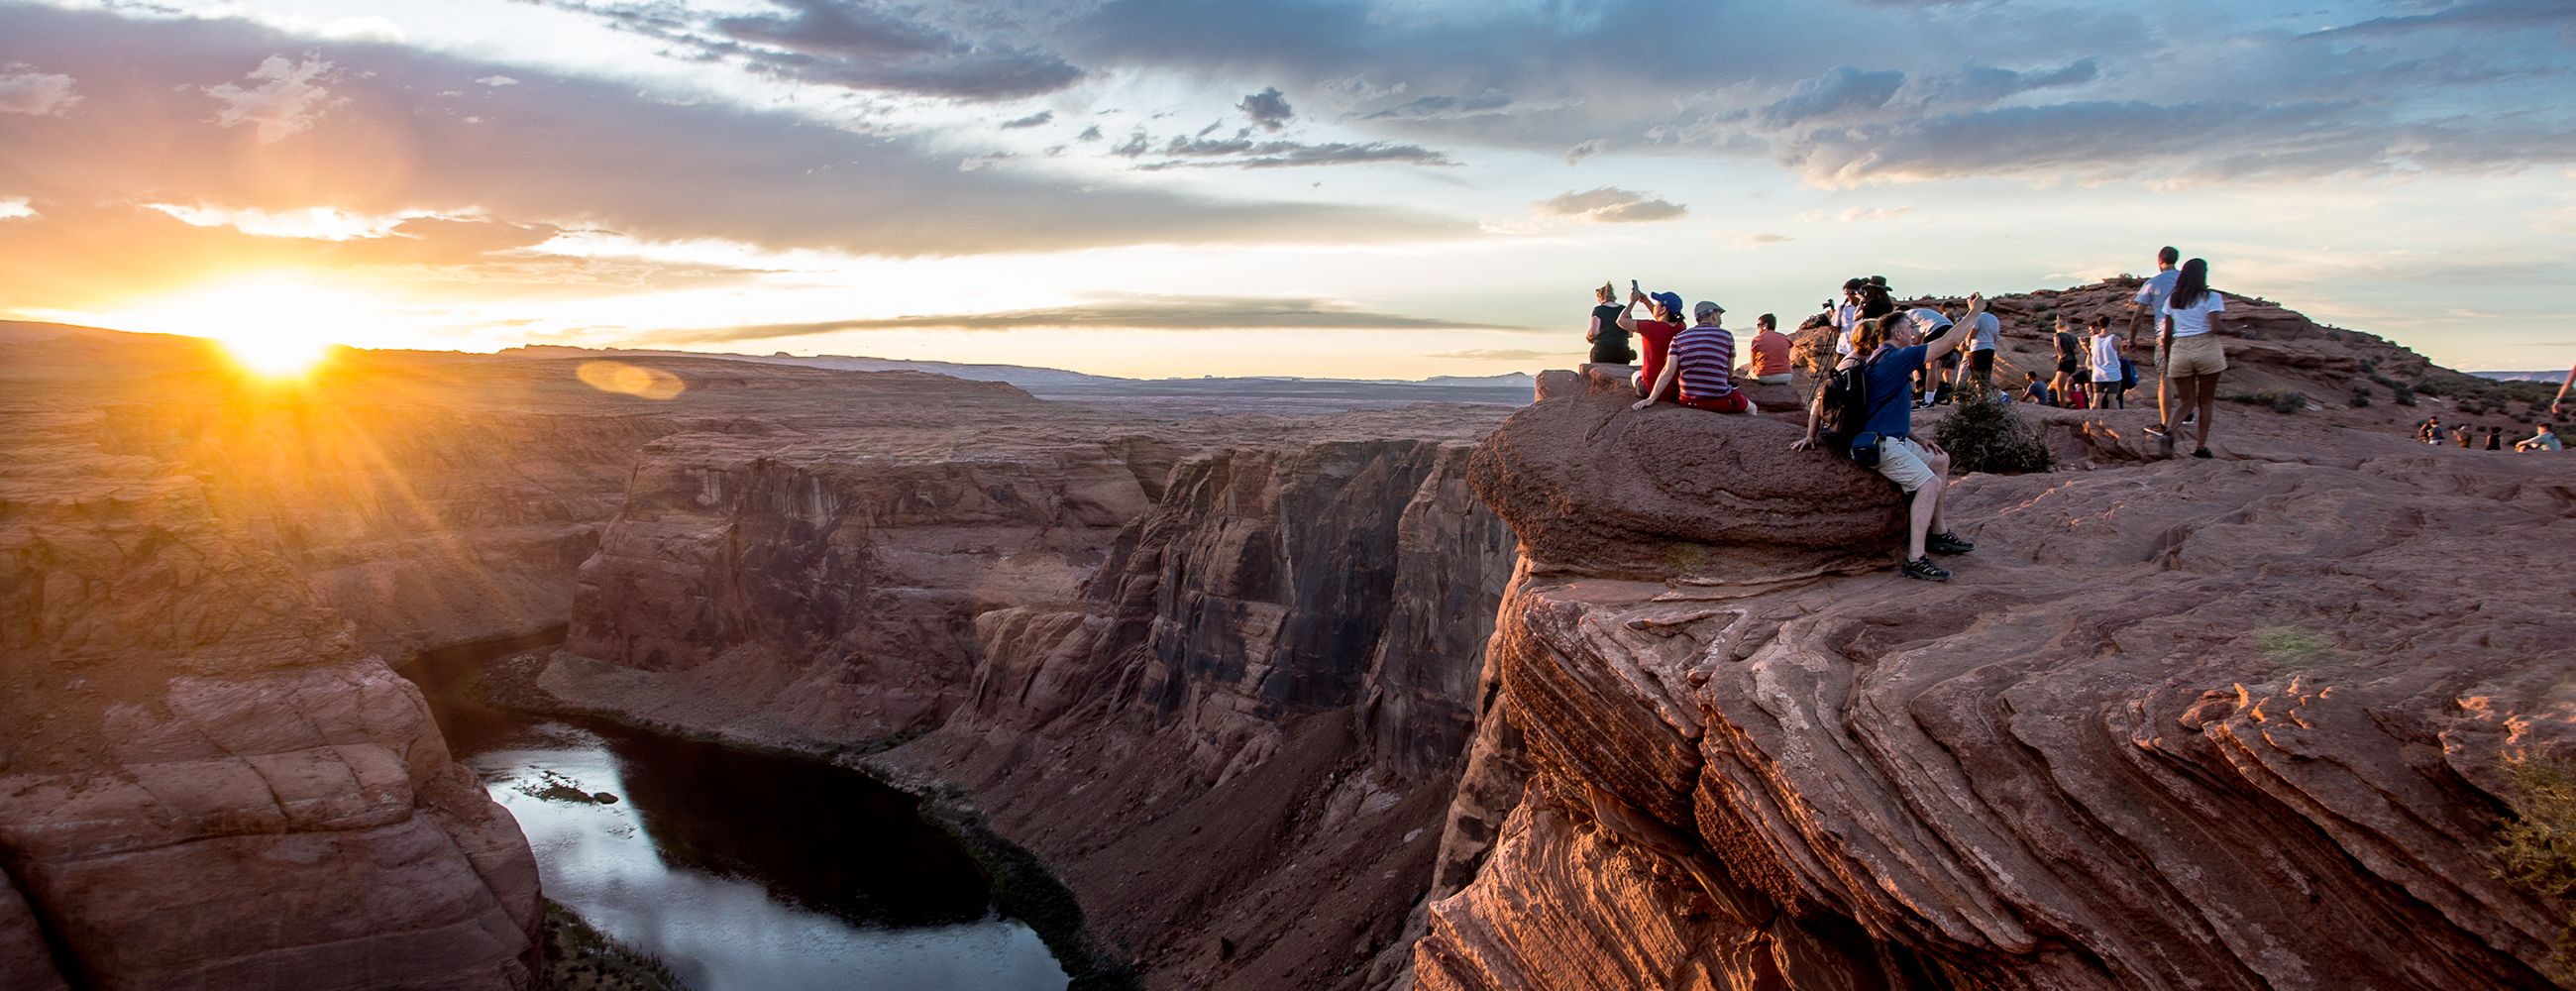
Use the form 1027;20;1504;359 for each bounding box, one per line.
1933;389;2053;475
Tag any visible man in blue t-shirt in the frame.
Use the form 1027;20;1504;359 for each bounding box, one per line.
1793;293;1988;581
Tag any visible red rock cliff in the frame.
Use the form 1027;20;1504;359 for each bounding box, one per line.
1423;385;2576;990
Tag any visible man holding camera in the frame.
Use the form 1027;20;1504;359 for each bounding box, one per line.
1793;293;1987;581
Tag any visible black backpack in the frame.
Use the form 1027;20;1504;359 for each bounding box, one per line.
1817;352;1898;463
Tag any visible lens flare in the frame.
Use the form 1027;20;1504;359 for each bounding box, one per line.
576;361;686;399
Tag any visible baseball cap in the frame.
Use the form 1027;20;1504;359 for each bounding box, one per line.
1649;291;1684;315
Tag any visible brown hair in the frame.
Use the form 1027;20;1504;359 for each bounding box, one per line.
1853;315;1896;355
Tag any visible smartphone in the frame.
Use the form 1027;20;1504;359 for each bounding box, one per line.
1630;279;1640;296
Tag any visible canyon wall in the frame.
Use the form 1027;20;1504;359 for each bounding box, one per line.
1421;385;2576;991
0;391;544;989
538;403;1522;991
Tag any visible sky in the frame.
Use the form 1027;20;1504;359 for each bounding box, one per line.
1;0;2571;380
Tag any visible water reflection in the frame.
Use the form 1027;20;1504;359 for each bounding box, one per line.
407;641;1066;991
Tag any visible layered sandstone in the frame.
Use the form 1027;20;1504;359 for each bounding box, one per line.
0;388;543;989
1424;382;2576;990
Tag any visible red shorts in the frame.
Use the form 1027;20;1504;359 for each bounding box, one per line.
1676;390;1750;413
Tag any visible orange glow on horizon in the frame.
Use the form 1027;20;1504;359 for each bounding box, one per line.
88;275;383;380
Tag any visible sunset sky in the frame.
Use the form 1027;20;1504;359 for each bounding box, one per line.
2;0;2571;380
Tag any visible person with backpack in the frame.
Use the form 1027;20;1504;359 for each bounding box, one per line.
1792;294;1988;582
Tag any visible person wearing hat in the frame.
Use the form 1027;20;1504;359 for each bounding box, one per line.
1635;300;1757;413
1618;287;1688;399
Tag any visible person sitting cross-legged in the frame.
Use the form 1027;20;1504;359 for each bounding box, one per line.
1792;295;1987;581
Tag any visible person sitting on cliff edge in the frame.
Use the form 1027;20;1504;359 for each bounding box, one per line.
1619;288;1688;398
1793;295;1986;582
1634;300;1758;414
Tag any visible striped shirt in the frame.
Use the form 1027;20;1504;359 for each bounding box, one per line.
1670;323;1739;401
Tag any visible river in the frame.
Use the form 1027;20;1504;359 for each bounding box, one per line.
404;635;1069;991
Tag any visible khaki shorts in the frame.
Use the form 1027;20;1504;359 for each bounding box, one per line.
1875;436;1937;494
2164;333;2226;378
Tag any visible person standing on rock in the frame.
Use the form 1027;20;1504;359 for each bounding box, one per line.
2088;318;2124;409
1620;289;1688;399
1791;296;1986;582
2148;258;2228;458
2051;315;2083;407
1833;278;1866;359
2128;247;2181;347
1962;304;2001;398
1636;301;1758;414
1585;282;1636;366
1742;313;1794;385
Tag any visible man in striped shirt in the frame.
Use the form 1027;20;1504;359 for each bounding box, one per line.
1633;300;1757;414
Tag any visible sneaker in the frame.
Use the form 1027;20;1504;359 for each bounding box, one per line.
2193;448;2213;459
1899;556;1952;581
1927;531;1976;555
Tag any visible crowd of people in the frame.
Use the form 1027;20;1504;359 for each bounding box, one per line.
1578;246;2567;581
1578;247;2262;581
2416;415;2562;452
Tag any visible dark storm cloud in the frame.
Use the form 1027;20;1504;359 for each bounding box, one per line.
1237;87;1293;131
1000;109;1053;128
632;294;1526;343
0;4;1465;310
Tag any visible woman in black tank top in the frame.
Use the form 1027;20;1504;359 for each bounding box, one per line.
1586;281;1635;364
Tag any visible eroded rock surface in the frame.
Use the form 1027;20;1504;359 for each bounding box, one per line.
1427;384;2576;989
0;398;542;989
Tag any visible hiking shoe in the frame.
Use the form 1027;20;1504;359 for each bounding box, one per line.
2193;447;2213;459
1899;556;1952;582
1927;531;1976;555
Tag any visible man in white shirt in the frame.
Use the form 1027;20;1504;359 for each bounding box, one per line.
2129;246;2181;426
1832;278;1864;358
2127;247;2180;347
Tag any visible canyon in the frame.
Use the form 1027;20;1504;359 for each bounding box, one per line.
4;281;2574;991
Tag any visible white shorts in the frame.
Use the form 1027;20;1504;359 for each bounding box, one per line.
1875;436;1937;494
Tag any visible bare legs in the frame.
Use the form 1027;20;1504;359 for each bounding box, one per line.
2163;372;2222;455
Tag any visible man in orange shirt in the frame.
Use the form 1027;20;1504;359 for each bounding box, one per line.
1739;313;1794;385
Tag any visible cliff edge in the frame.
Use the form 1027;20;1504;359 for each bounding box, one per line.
1424;383;2576;990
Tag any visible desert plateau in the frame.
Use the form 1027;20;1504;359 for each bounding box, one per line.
5;275;2575;991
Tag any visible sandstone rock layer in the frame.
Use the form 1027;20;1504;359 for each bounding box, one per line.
1427;396;2576;991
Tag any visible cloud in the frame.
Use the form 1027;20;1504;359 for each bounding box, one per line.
1717;231;1790;249
474;74;517;87
1321;74;1405;110
1533;187;1685;224
1896;59;2098;109
1125;133;1455;169
1361;87;1576;121
203;55;340;142
0;69;78;115
1758;65;1904;127
1421;349;1567;360
1238;86;1293;131
559;0;1085;101
957;152;1017;170
1563;138;1608;165
1838;206;1913;222
0;5;1472;315
1000;109;1052;128
2307;0;2576;39
629;294;1531;344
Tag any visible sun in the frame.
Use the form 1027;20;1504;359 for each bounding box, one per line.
97;276;378;379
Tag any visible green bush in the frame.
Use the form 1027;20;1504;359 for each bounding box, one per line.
2350;385;2371;408
2495;752;2576;980
1933;389;2053;474
2394;384;2417;406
